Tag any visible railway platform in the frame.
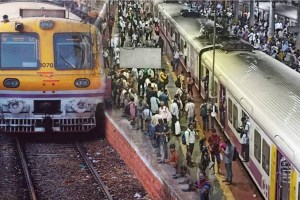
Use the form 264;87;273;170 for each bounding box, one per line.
104;51;263;199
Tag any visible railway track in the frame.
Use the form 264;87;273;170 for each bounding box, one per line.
0;134;29;200
16;138;113;200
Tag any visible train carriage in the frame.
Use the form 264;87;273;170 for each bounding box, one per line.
153;0;300;199
0;1;108;133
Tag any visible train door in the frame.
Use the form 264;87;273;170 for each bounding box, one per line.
203;68;209;100
276;152;291;200
219;84;226;127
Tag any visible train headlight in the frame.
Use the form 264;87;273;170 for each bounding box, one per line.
15;22;24;32
72;99;88;113
7;99;24;114
74;78;90;88
4;78;20;88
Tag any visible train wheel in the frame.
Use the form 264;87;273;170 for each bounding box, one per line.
92;102;106;139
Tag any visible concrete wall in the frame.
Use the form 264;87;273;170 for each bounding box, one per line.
105;114;180;200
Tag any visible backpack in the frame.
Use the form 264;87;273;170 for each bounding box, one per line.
200;104;208;117
175;78;181;88
232;147;239;161
182;130;190;145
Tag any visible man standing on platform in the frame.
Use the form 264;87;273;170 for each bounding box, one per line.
200;101;209;131
156;118;169;163
222;138;234;185
185;123;196;167
158;68;168;89
170;98;179;135
185;98;195;125
208;130;221;174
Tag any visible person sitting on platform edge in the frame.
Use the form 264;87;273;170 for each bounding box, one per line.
195;172;211;200
165;143;179;168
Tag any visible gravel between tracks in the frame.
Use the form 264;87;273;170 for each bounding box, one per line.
25;143;107;200
83;139;151;200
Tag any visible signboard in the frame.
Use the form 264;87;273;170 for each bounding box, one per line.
120;48;161;69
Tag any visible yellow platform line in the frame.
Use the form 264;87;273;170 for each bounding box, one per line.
163;56;203;137
163;55;235;200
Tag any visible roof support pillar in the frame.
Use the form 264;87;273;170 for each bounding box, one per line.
249;0;255;27
233;0;239;23
268;0;275;37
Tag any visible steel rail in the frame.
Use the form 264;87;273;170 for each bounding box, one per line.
15;137;38;200
75;141;113;200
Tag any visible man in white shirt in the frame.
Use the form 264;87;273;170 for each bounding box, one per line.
240;132;249;162
151;81;158;92
131;68;138;80
150;95;159;114
103;48;109;68
132;32;138;47
183;45;188;67
185;123;196;166
147;68;155;79
173;49;180;71
244;116;250;135
175;87;183;97
129;89;139;106
138;69;145;96
185;98;195;125
170;98;179;134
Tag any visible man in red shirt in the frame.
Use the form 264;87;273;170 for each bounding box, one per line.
208;130;221;174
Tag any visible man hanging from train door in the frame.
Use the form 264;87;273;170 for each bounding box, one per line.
240;115;250;162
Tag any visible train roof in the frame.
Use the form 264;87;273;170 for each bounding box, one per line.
0;2;81;21
158;1;300;169
202;49;300;170
258;2;297;21
158;3;210;51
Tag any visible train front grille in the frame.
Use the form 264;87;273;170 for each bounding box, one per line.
0;118;95;132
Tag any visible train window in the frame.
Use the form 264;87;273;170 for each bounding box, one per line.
0;33;39;69
175;32;180;49
262;139;270;175
228;98;232;123
233;104;238;129
167;22;170;35
254;130;261;163
54;33;92;70
180;39;184;52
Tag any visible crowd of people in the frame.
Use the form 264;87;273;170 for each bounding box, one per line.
105;1;250;199
186;0;300;72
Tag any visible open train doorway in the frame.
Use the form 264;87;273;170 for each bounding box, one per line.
219;84;226;127
276;152;291;200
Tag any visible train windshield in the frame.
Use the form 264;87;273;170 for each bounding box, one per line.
54;33;92;70
0;33;39;69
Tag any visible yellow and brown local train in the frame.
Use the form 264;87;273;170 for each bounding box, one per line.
0;1;107;133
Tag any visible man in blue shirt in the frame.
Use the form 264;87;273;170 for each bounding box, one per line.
221;138;234;185
158;89;169;108
156;119;169;162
